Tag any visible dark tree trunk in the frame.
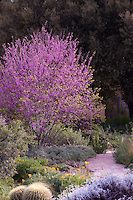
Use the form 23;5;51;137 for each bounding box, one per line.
128;102;133;119
125;89;133;119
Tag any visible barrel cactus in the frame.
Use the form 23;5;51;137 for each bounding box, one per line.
22;182;52;200
9;185;27;200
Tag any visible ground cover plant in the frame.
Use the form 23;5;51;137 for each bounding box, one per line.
0;156;91;197
7;147;94;196
59;175;133;200
28;145;96;164
23;172;89;195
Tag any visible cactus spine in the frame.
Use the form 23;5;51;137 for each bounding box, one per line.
9;185;27;200
22;182;52;200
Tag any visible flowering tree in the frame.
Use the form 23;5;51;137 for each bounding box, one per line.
0;27;105;145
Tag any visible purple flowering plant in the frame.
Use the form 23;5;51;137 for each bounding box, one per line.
0;27;105;145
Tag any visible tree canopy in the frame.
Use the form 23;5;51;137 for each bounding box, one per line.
0;27;105;145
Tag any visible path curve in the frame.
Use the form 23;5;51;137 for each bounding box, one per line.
86;151;131;179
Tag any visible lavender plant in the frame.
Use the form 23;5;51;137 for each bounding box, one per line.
59;175;133;200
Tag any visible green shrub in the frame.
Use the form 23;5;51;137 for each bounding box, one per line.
14;146;95;182
0;178;14;200
14;157;49;181
115;136;133;166
36;145;96;164
42;123;88;146
0;116;34;178
89;125;108;153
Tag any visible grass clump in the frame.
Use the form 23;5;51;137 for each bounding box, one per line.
115;136;133;166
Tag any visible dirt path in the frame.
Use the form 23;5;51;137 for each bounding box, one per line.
86;151;131;179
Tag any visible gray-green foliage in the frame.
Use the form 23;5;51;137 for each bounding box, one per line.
0;115;33;178
34;145;96;163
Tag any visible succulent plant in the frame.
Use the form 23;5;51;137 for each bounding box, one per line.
22;182;52;200
9;185;27;200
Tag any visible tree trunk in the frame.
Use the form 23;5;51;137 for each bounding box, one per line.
128;102;133;119
126;89;133;119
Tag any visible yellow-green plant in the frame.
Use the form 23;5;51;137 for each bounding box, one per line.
9;186;26;200
23;170;89;195
22;182;52;200
14;157;49;181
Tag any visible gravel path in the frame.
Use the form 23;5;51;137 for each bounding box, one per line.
86;151;131;179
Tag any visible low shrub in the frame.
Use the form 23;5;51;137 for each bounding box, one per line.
14;157;49;181
0;116;33;178
59;175;133;200
115;137;133;166
34;145;96;164
14;156;90;194
23;172;88;195
51;163;70;172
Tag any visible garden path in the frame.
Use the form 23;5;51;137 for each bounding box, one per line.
86;151;131;180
